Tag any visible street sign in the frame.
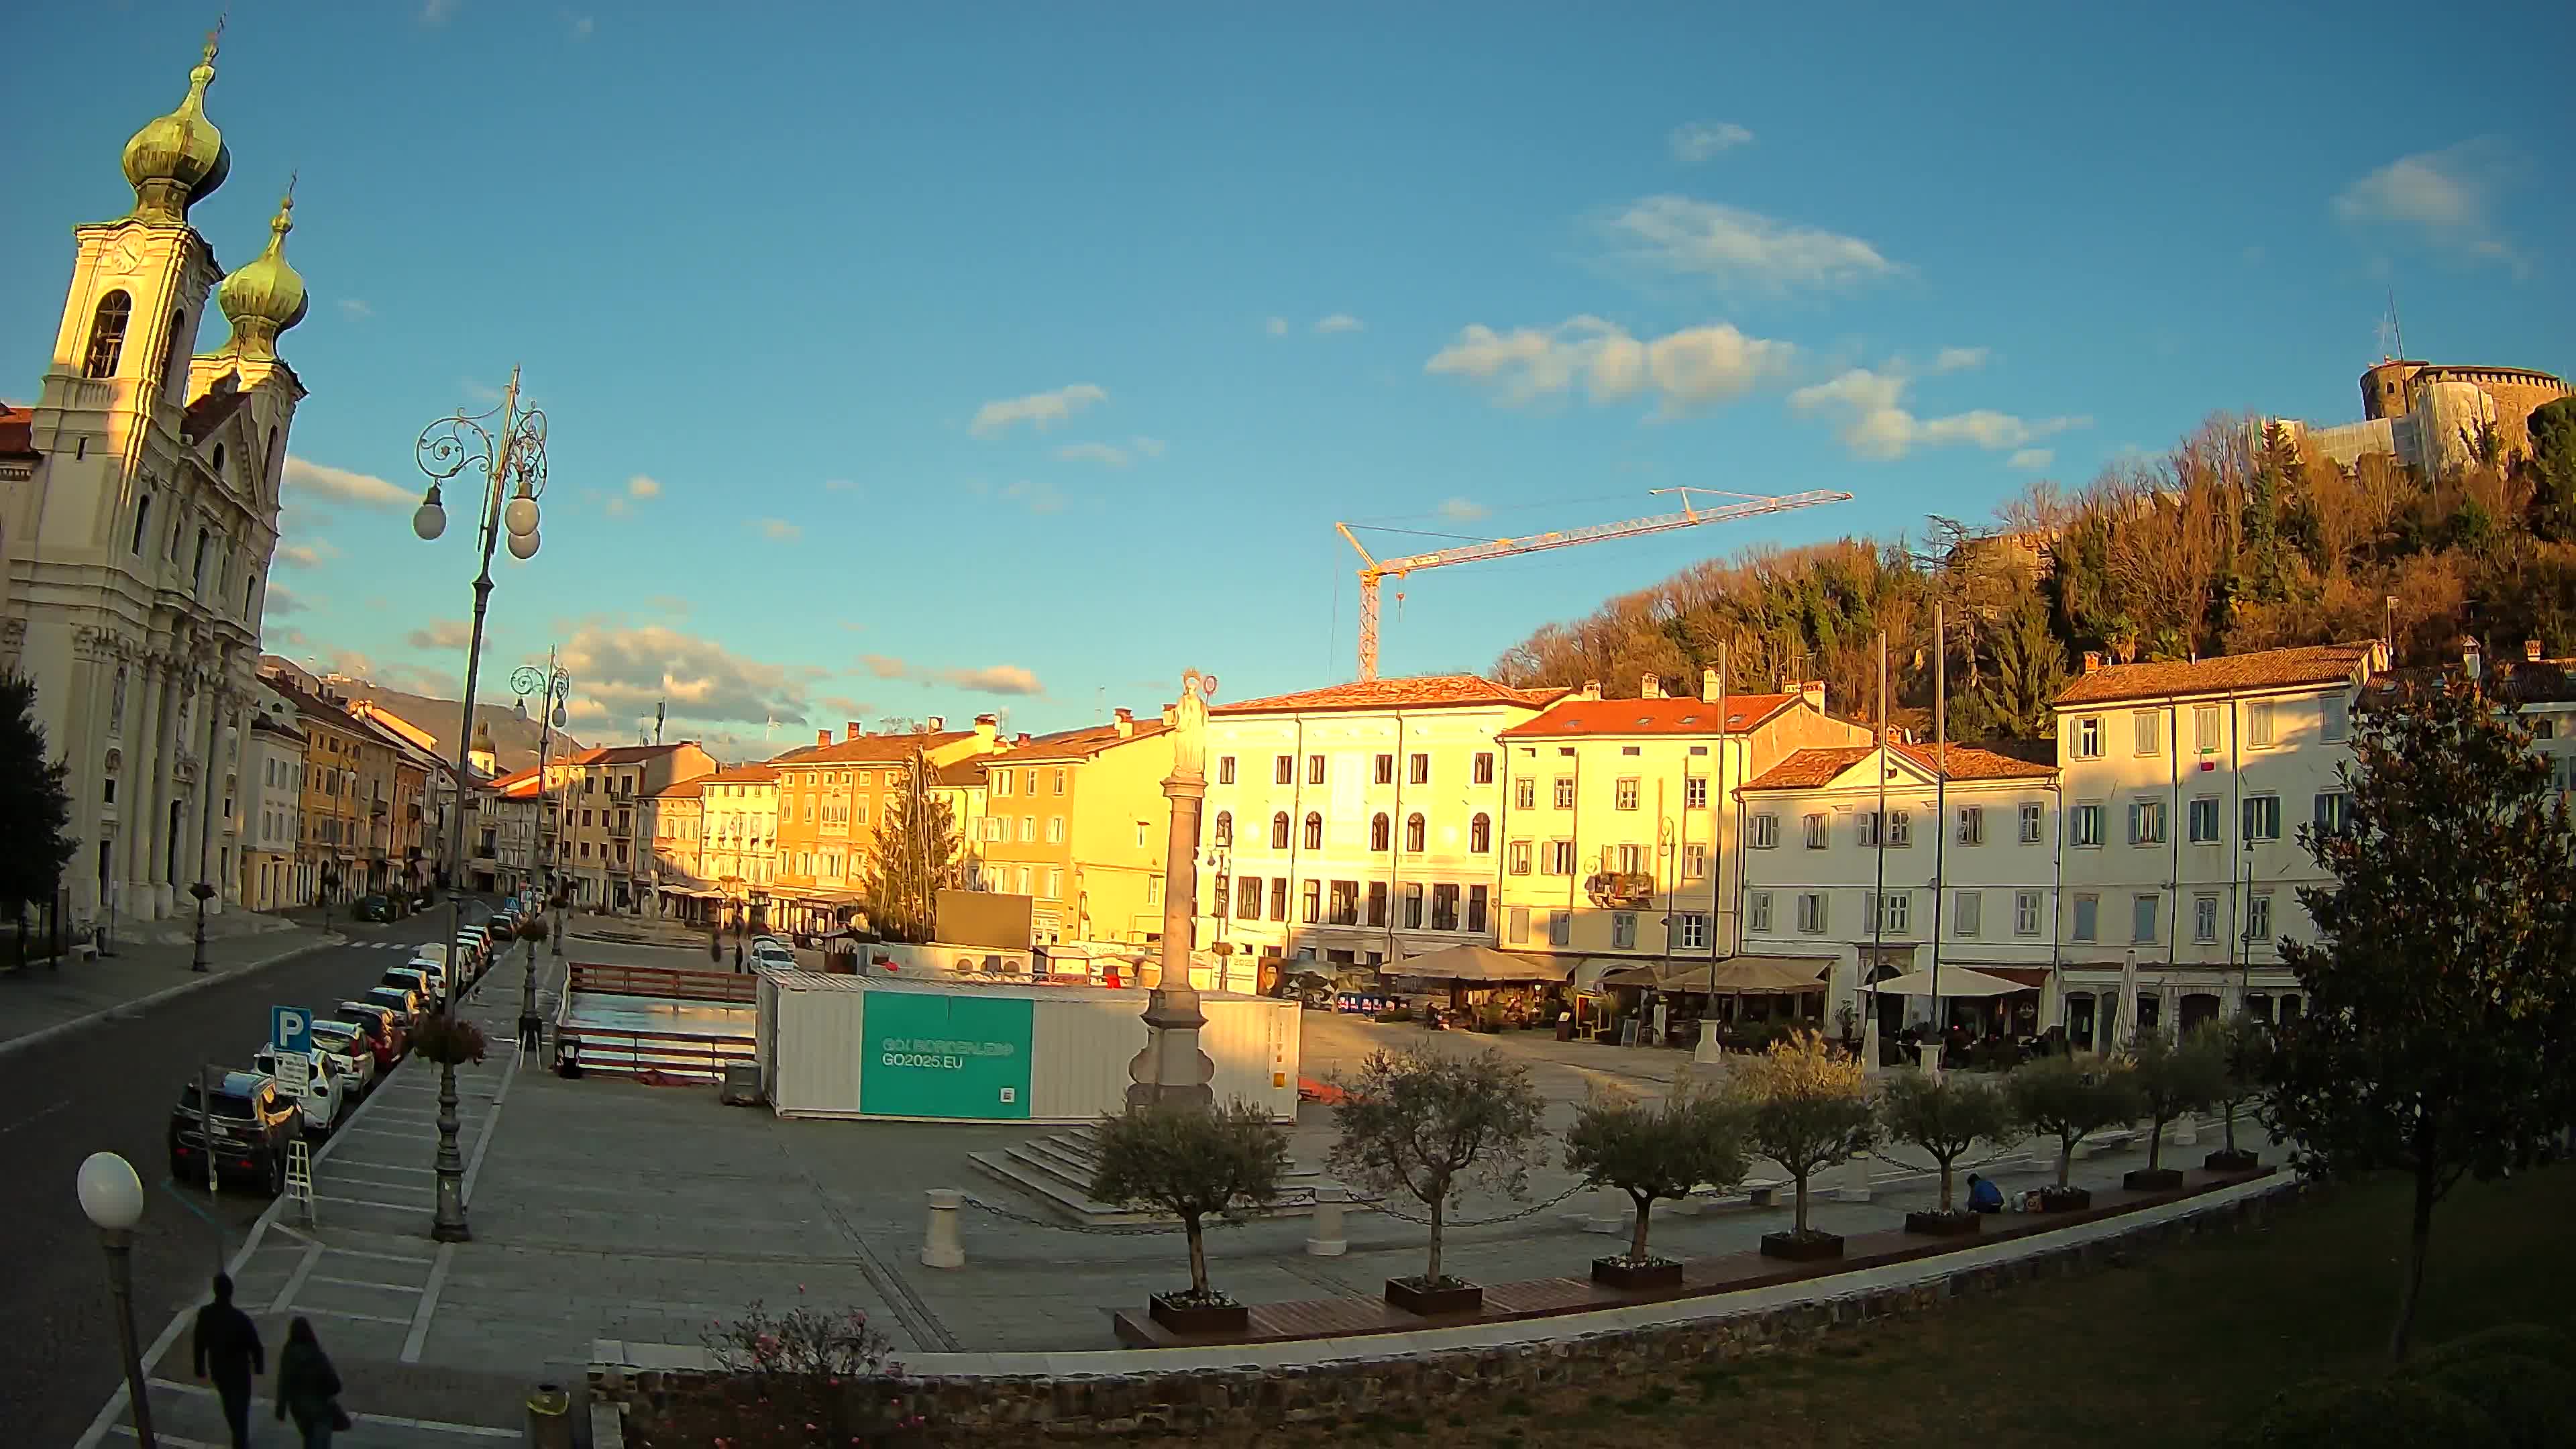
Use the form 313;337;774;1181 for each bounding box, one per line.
271;1004;312;1056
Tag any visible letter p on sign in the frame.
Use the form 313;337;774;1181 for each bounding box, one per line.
272;1005;312;1056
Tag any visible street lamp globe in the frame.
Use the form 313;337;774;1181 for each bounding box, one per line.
503;491;540;538
413;486;449;541
76;1151;145;1231
506;528;541;561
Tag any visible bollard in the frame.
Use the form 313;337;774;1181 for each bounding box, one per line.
2172;1113;2200;1148
1919;1043;1944;1081
921;1188;966;1269
525;1382;573;1449
1304;1185;1348;1256
1582;1185;1627;1234
1829;1153;1875;1203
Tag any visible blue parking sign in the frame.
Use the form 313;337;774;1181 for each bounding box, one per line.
272;1004;312;1056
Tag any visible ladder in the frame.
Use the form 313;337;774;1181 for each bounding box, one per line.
286;1139;315;1225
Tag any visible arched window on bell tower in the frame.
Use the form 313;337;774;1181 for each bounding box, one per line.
160;309;188;401
83;290;133;378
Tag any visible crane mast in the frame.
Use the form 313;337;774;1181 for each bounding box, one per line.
1337;488;1853;680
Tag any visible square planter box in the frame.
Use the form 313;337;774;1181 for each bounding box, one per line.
1903;1210;1982;1237
1758;1230;1845;1262
1590;1256;1684;1291
1148;1293;1248;1336
1384;1277;1483;1316
2123;1167;2186;1191
2204;1148;2261;1173
2035;1187;2092;1213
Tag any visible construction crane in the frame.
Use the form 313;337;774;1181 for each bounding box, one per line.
1335;487;1854;681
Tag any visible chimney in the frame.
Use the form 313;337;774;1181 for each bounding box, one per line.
1641;675;1664;700
845;721;863;741
1113;707;1134;737
1801;679;1825;713
1161;702;1177;727
2082;651;2103;675
1701;667;1721;702
817;729;831;747
2527;639;2544;663
1578;679;1602;701
1014;733;1031;745
926;716;945;732
973;712;998;746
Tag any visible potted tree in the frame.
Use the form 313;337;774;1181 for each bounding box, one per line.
2123;1025;2228;1190
1562;1087;1750;1289
1736;1030;1878;1261
2005;1053;2142;1211
2204;1016;2271;1173
1878;1071;2021;1236
1088;1101;1291;1335
1327;1048;1546;1316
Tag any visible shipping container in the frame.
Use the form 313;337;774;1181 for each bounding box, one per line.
759;970;1299;1122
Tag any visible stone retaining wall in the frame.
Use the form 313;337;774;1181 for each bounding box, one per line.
600;1181;2298;1438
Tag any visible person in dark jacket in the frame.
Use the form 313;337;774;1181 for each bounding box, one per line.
274;1316;345;1446
193;1273;265;1449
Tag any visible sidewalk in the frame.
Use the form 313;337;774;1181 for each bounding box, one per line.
0;916;338;1055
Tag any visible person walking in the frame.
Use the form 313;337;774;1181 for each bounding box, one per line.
193;1273;265;1449
274;1316;348;1446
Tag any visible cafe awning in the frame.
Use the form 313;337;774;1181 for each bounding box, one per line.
1393;943;1570;983
1866;965;2029;998
1599;956;1832;994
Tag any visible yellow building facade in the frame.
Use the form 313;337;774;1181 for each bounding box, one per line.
975;709;1174;945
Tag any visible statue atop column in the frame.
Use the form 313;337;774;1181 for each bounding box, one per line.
1127;669;1218;1111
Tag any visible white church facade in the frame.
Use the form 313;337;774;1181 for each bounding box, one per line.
1;32;310;924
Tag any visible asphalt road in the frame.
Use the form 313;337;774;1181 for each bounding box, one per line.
0;910;482;1448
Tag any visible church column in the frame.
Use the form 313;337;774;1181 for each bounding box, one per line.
63;635;111;920
119;659;160;924
152;668;191;916
136;662;178;918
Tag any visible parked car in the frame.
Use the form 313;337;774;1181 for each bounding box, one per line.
1281;971;1338;1010
251;1046;347;1137
749;940;797;971
384;965;443;1008
452;931;488;974
168;1071;304;1194
305;1018;379;1095
360;984;423;1031
336;1001;407;1063
353;894;396;922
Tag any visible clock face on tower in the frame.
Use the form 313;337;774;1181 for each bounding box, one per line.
106;235;145;276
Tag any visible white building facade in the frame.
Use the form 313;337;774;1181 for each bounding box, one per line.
1191;676;1564;972
237;682;306;912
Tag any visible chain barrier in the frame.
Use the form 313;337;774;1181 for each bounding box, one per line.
956;1194;1195;1236
957;1183;1589;1235
1358;1183;1587;1228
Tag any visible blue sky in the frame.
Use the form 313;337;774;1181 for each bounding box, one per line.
7;2;2569;757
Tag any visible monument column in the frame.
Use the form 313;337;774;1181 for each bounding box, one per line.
1127;670;1218;1112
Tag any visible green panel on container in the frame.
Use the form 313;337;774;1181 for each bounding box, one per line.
860;991;1034;1120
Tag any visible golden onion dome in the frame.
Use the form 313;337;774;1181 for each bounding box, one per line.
121;32;231;223
216;186;307;356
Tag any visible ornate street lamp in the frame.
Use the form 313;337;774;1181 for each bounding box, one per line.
411;367;548;1244
77;1152;156;1449
188;879;216;973
511;655;570;1042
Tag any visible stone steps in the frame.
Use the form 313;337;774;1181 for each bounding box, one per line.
967;1126;1336;1226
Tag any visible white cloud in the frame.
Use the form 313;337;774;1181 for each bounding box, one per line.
284;456;411;508
604;497;629;519
1054;442;1130;467
1603;195;1897;295
460;378;503;404
420;0;456;23
969;382;1108;437
1002;479;1069;515
2332;139;2521;269
262;584;309;616
823;478;860;493
404;619;477;652
860;655;1045;696
1426;315;1796;417
627;474;661;500
276;541;337;569
749;518;801;543
1668;121;1754;163
1436;498;1490;523
337;299;372;321
559;623;818;729
1313;313;1364;335
1131;436;1167;459
1265;317;1290;337
1788;363;2090;462
569;13;594;39
2007;448;2054;472
1931;347;1988;374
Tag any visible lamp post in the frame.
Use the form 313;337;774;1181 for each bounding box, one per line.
77;1151;156;1449
187;879;215;973
511;657;569;1040
411;368;548;1244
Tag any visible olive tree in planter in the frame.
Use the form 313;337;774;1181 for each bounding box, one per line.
1736;1030;1878;1261
1562;1087;1750;1289
1326;1047;1546;1316
1088;1100;1291;1335
1877;1071;2021;1236
2005;1053;2142;1211
2122;1025;2229;1190
2203;1016;2273;1173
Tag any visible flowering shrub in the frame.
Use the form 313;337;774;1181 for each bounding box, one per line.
628;1301;926;1447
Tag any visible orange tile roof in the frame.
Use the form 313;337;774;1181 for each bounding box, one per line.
2053;643;2380;707
932;758;989;787
765;731;971;767
1214;674;1566;715
985;718;1169;763
0;403;36;460
649;778;708;800
1497;693;1797;739
1742;741;2056;792
702;763;780;784
574;743;703;765
487;767;544;799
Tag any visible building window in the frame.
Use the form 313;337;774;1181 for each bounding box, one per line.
1874;890;1911;934
1953;806;1984;846
1328;879;1358;925
2133;710;2160;757
1858;812;1882;848
130;494;153;555
1613;777;1640;811
83;290;131;378
2242;794;2282;842
1214;810;1232;847
2194;893;2220;944
1513;777;1536;810
2313;791;2351;835
1683;775;1708;810
1217;755;1235;785
1404;812;1426;851
1018;815;1036;842
2320;695;2349;743
1505;905;1529;945
2248;701;2277;749
1409;753;1430;786
1271;812;1291;849
1367;753;1393;786
2015;890;2042;936
1472;752;1495;786
1301;879;1320;924
2074;715;2103;759
1468;813;1491;853
1795;892;1827;934
1507;841;1531;875
1609;911;1635;949
1269;878;1287;921
1749;813;1779;849
2188;796;2220;844
1403;882;1425;928
1547;909;1570;947
2072;894;2098;943
2132;893;2160;944
1552;776;1576;809
1682;843;1707;879
1369;812;1390;852
1803;813;1828;849
2015;801;2040;844
2245;891;2273;945
2127;799;2166;846
1366;880;1388;926
2194;704;2222;755
1274;755;1293;786
2072;802;2102;848
1888;810;1911;846
1303;812;1324;851
1465;885;1487;934
1307;754;1326;786
1046;816;1066;843
1543;840;1574;875
1748;892;1772;933
1951;890;1980;938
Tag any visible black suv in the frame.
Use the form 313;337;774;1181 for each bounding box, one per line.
168;1071;305;1195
